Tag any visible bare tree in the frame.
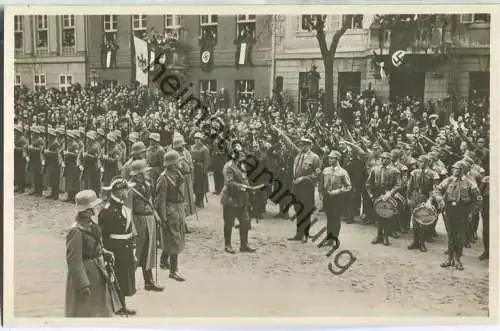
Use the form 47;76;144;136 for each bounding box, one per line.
303;15;354;119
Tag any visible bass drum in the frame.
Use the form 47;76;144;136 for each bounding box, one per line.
413;202;438;230
374;196;399;219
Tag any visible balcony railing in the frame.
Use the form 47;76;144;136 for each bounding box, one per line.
61;46;75;56
35;48;49;56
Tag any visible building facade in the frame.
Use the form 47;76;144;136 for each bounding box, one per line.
274;14;490;112
85;14;273;106
14;15;87;90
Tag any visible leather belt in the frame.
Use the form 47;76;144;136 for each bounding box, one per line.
109;232;134;240
133;211;153;216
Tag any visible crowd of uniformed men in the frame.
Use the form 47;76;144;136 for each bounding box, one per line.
13;83;490;317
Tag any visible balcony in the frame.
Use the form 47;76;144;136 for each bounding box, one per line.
35;48;49;56
61;46;75;56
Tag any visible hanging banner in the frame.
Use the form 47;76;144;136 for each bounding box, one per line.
199;30;216;72
133;36;149;86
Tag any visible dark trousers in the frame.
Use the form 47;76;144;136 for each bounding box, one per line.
362;187;374;220
15;163;26;191
31;166;43;194
324;195;342;240
293;184;315;237
213;166;224;194
465;209;480;243
346;188;362;219
445;202;469;258
375;217;392;238
49;168;60;197
249;190;267;217
223;206;250;248
482;199;489;254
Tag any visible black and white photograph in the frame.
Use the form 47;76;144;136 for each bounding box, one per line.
3;5;496;325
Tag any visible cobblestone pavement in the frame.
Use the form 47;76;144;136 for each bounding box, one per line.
13;178;489;318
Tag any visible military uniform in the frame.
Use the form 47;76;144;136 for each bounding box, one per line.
191;142;210;207
246;149;271;220
128;173;162;290
101;146;121;187
45;139;61;199
155;159;188;279
318;153;352;245
406;165;440;251
366;159;402;246
211;140;226;194
82;142;102;195
436;162;481;270
272;147;294;219
63;141;80;203
220;159;256;253
98;195;137;310
28;136;45;196
146;144;165;189
14;134;27;193
177;149;196;217
479;176;489;260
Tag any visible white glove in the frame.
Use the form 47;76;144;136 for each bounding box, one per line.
61;162;66;168
41;160;46;166
79;165;84;171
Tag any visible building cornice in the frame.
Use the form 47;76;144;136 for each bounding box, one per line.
15;55;86;64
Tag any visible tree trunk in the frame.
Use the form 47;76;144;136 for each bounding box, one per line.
323;53;334;120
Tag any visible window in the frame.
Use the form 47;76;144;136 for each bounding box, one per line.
235;80;255;103
200;80;217;97
103;15;118;32
59;74;73;92
200;15;218;43
236;15;256;42
61;15;75;54
461;14;490;24
344;15;363;29
132;15;148;38
300;15;323;31
35;15;48;52
14;16;23;51
103;15;118;49
165;15;181;39
338;72;361;102
34;74;46;89
15;74;21;87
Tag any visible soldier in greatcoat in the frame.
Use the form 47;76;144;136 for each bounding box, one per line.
62;131;81;203
27;126;45;196
44;128;61;200
173;133;196;218
155;150;187;281
128;160;164;291
146;132;165;189
121;141;147;180
191;132;210;208
99;177;139;316
81;131;102;195
65;190;121;317
14;125;27;193
101;133;121;188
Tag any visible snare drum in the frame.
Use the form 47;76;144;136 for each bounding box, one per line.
374;196;399;219
413;202;437;229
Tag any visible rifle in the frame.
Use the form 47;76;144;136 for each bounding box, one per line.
80;116;89;182
42;106;49;175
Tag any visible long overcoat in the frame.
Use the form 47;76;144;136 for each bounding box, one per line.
155;168;186;255
65;212;122;317
178;149;196;216
127;178;157;270
64;142;80;193
191;143;210;196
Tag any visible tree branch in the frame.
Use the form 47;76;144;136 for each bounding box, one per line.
329;15;349;53
314;18;329;58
